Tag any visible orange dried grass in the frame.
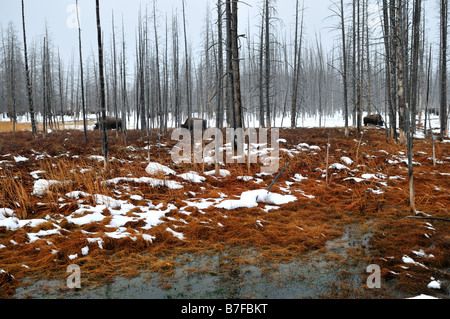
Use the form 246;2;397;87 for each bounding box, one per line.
0;127;449;298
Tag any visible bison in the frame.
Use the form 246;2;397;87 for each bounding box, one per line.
180;118;207;130
427;107;440;116
363;114;384;126
94;116;122;130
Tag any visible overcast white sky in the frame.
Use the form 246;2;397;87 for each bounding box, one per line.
0;0;335;61
0;0;441;65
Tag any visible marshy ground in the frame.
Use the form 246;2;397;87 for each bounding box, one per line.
0;125;448;299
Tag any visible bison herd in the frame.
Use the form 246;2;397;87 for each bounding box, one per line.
94;116;122;131
180;118;207;130
92;116;208;131
93;113;430;130
363;114;384;126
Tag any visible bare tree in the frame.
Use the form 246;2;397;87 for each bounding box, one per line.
172;12;181;127
264;0;271;128
96;0;108;168
111;11;119;137
21;0;36;135
217;0;224;128
258;4;265;127
395;0;406;144
76;0;88;145
120;15;128;143
5;24;17;133
331;0;349;135
290;0;304;129
182;0;191;128
440;0;448;140
153;0;162;137
231;0;243;130
410;0;422;134
225;0;235;128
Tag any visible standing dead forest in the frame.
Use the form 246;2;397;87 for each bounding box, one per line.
0;0;448;140
0;1;450;301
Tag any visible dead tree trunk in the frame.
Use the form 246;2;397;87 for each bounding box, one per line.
291;0;303;129
217;0;224;129
96;0;108;169
76;0;88;145
440;0;448;140
225;0;235;128
21;0;37;136
339;0;349;136
231;0;243;130
182;0;191;128
264;0;271;128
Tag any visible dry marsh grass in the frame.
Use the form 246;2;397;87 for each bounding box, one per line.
0;127;449;298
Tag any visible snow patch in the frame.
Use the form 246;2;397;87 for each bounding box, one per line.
145;162;176;175
178;171;206;183
341;156;353;165
166;227;185;240
329;163;349;170
216;189;296;210
204;169;231;177
31;179;63;197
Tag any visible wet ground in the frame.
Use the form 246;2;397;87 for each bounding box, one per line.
13;222;411;299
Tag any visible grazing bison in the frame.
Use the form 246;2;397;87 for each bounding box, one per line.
181;118;207;130
364;114;384;126
427;107;440;116
94;116;122;130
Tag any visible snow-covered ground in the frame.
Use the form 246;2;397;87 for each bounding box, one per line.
1;111;445;134
0;111;448;299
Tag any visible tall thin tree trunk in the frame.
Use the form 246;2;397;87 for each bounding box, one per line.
291;0;301;129
258;5;265;127
441;0;448;140
182;0;191;128
76;0;88;145
340;0;349;136
410;0;422;134
21;0;36;135
153;1;162;139
112;12;119;137
217;0;224;129
225;0;235;128
265;0;271;128
121;15;128;144
96;0;108;169
396;0;406;144
231;0;243;130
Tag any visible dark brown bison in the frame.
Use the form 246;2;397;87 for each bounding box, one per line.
94;116;122;130
427;107;440;116
364;114;384;126
180;118;207;130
